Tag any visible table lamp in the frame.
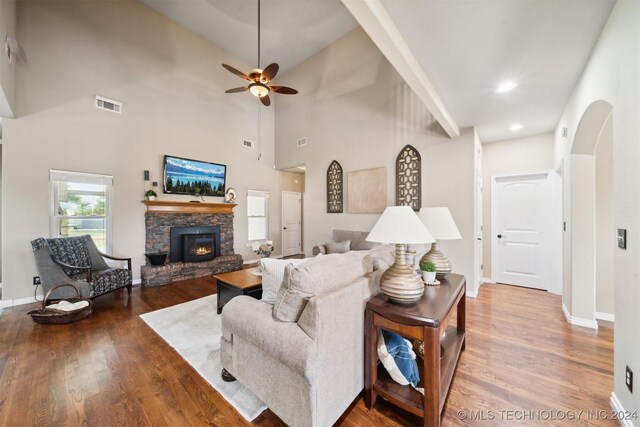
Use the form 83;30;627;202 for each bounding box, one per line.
367;206;435;304
417;207;461;278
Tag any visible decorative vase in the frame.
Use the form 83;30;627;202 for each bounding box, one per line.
147;196;156;201
422;271;436;283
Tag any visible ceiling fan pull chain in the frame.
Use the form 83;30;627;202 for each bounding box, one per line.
257;0;261;69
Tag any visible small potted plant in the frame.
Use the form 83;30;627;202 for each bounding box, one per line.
145;189;157;201
419;260;437;284
252;240;274;258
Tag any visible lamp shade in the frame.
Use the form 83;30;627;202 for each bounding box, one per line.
367;206;435;244
417;207;461;240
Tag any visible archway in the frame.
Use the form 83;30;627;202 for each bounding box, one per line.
566;100;613;327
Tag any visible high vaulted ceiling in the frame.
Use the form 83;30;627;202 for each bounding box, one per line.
141;0;615;143
378;0;615;142
140;0;358;74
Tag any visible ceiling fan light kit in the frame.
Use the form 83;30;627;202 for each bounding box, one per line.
222;0;298;106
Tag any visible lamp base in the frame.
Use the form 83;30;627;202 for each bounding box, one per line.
380;244;425;304
420;241;452;278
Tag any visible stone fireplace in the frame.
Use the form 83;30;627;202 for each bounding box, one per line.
141;201;242;286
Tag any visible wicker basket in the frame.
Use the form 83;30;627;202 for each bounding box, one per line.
28;284;93;324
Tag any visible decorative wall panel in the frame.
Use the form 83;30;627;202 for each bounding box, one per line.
327;160;343;213
396;145;421;211
347;167;387;213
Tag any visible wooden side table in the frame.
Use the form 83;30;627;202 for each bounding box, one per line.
365;273;466;427
214;269;262;314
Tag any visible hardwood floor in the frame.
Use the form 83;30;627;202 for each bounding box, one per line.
0;280;614;426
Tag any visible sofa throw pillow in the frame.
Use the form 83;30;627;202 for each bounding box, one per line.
260;257;307;305
367;244;396;271
273;251;373;322
377;330;421;389
325;240;351;254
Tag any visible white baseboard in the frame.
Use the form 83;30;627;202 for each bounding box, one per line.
562;304;598;329
610;392;636;427
1;281;141;311
0;295;40;310
482;277;495;284
467;281;483;298
596;312;615;322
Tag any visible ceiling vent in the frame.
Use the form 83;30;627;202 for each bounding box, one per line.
297;137;307;147
243;139;255;149
95;96;122;114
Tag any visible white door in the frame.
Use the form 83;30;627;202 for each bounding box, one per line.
492;172;550;290
282;191;302;257
475;169;483;286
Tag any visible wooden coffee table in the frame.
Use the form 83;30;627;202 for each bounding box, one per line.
214;269;262;314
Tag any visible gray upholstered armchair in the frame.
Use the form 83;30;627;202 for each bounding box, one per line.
31;235;132;300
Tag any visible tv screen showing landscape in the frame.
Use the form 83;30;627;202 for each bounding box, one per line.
163;155;226;197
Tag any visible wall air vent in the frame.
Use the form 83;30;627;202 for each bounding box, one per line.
297;137;307;147
243;139;255;149
95;96;122;114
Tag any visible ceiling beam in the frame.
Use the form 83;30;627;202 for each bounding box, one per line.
341;0;459;138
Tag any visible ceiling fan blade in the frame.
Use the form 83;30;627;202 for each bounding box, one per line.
225;86;249;93
222;64;252;82
261;63;279;83
260;94;271;106
270;85;298;95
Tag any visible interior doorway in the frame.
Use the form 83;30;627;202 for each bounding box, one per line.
565;100;614;326
281;191;302;257
491;172;551;290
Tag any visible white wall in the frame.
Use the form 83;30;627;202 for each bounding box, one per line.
274;28;477;294
554;0;639;414
0;0;16;117
595;116;614;316
481;133;555;279
1;0;299;301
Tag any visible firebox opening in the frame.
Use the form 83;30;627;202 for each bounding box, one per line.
182;233;215;262
169;225;221;263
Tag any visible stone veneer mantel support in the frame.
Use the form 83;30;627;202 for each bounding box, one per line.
141;201;242;287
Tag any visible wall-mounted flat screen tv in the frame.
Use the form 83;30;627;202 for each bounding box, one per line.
163;155;226;197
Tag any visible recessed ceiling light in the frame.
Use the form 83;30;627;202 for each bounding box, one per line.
509;124;523;131
495;81;518;93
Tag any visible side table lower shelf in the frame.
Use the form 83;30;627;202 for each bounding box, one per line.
372;326;465;417
364;273;466;427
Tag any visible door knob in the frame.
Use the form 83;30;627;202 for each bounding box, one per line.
283;227;288;230
497;234;503;238
477;238;482;241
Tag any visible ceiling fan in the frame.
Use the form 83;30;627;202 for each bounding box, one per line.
222;0;298;107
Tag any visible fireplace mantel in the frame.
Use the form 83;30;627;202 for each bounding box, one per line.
142;200;237;214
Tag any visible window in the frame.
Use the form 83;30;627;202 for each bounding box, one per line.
50;170;113;252
247;189;269;242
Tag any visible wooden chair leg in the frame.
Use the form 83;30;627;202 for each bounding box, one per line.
127;284;132;295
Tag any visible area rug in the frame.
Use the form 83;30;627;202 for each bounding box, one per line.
140;295;267;421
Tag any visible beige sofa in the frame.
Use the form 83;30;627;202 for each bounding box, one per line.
311;229;380;256
220;247;393;427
